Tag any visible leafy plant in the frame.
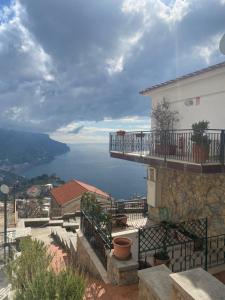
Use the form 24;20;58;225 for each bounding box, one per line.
154;221;170;261
191;120;211;150
6;238;85;300
151;99;179;131
151;99;179;148
154;249;169;260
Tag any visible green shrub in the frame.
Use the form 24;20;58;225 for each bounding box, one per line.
6;238;85;300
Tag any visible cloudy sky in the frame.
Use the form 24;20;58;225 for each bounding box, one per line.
0;0;224;143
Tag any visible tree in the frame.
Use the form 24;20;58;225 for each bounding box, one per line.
151;99;179;131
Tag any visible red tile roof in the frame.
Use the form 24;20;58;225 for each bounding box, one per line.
50;179;109;206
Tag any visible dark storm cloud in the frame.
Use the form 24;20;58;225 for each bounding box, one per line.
0;0;224;133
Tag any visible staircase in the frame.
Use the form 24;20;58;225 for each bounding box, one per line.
48;244;70;273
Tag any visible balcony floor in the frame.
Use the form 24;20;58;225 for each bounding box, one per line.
110;151;225;174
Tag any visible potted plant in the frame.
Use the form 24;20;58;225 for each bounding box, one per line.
116;130;126;136
153;248;170;267
151;99;179;155
191;121;211;163
113;237;132;260
153;221;170;266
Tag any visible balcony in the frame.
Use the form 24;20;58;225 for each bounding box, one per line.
109;129;225;173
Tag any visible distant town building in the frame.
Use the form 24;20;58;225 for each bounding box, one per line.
50;179;110;217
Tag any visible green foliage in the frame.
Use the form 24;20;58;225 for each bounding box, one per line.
81;193;111;225
55;269;85;300
14;269;85;300
6;238;85;300
191;120;211;149
6;238;53;291
151;99;179;131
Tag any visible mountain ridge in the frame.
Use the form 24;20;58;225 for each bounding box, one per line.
0;128;70;172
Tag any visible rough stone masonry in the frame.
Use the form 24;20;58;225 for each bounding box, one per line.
149;167;225;236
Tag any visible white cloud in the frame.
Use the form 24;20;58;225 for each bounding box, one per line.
0;0;224;140
193;34;223;64
106;55;124;75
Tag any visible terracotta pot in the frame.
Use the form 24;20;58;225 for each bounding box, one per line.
113;237;132;260
155;144;177;155
192;144;209;163
116;130;126;136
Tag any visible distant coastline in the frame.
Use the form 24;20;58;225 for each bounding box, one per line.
0;128;70;174
0;150;70;174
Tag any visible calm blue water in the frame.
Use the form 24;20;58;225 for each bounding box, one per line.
22;144;147;199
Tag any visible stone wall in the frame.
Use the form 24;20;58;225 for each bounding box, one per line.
76;230;108;283
149;167;225;236
107;251;138;286
138;266;225;300
138;265;172;300
170;268;225;300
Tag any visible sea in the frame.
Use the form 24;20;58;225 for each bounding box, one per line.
22;144;147;200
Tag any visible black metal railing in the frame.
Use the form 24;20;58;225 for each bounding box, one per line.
80;212;111;269
138;218;208;272
80;195;148;268
0;231;16;264
207;234;225;268
80;194;112;269
110;129;225;164
110;199;148;229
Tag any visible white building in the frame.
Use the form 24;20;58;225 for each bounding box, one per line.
110;61;225;235
140;61;225;129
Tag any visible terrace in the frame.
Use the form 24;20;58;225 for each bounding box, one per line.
109;129;225;173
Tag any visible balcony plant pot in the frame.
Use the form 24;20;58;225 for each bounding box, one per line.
155;144;177;155
113;237;132;260
153;251;170;267
116;130;126;136
192;144;209;163
191;121;211;163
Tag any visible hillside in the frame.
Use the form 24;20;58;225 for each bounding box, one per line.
0;129;70;171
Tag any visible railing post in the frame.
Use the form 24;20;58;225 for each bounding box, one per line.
122;134;125;154
109;133;112;152
138;228;140;266
164;130;167;162
220;130;225;166
140;131;143;156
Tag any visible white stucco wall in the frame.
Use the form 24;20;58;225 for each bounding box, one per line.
148;66;225;129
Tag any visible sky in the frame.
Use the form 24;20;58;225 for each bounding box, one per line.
0;0;224;143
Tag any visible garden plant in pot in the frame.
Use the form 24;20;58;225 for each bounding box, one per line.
116;130;126;136
191;121;211;163
153;221;170;267
153;247;170;267
151;99;179;155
